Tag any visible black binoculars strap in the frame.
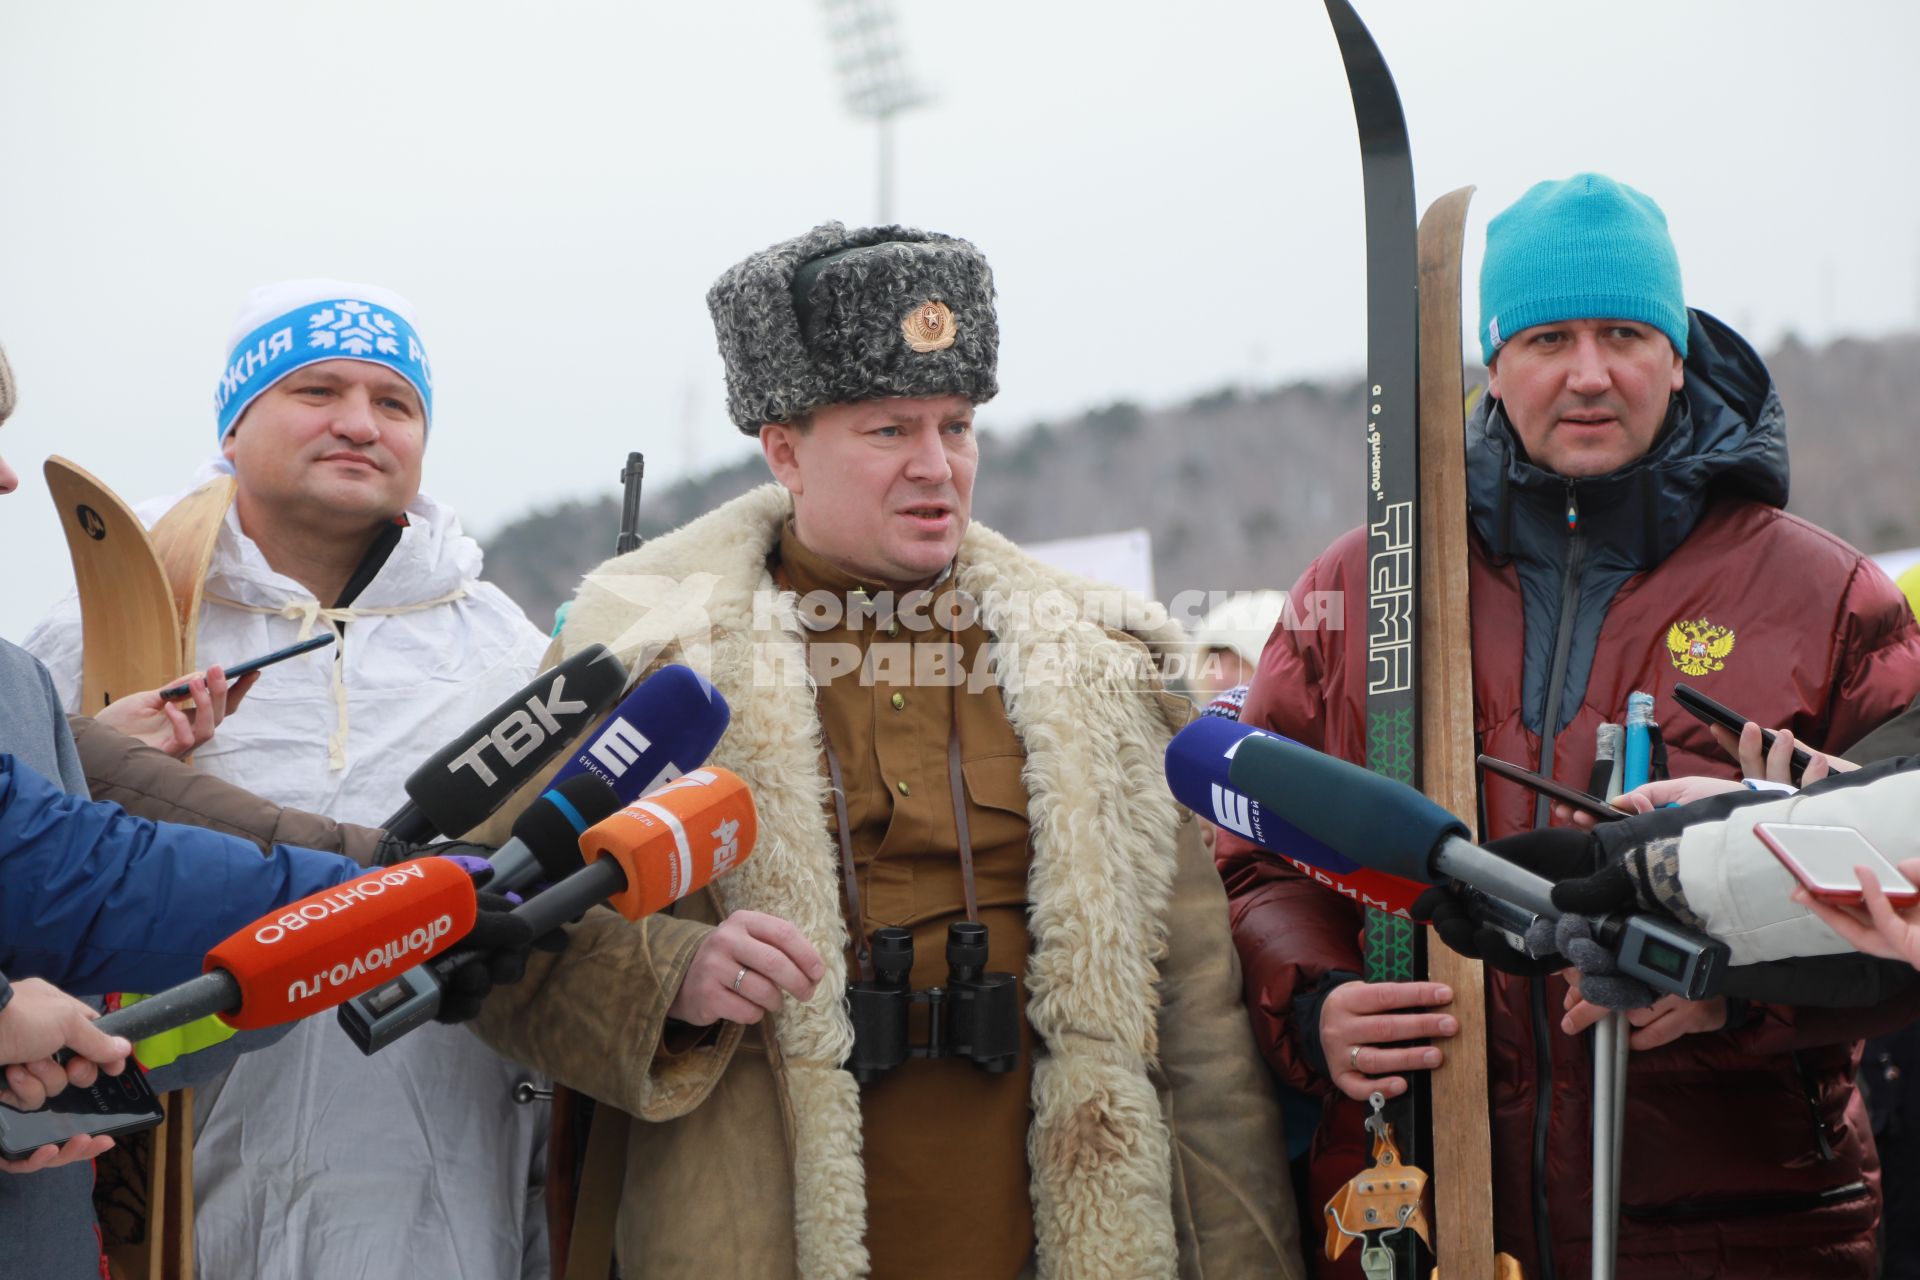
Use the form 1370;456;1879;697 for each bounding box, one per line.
822;720;981;986
823;734;874;984
947;731;981;926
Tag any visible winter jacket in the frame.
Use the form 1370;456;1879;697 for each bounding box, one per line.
469;484;1304;1279
1218;311;1920;1279
27;474;556;1280
0;752;357;992
0;636;365;1280
68;715;386;866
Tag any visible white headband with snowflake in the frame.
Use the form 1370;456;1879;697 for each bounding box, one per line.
214;278;433;441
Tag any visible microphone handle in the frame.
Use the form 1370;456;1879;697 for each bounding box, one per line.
1430;834;1560;918
486;836;543;896
93;971;242;1043
509;858;629;938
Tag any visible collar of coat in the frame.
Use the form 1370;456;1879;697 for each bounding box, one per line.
564;483;1194;1276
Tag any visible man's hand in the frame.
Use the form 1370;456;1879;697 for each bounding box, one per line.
669;911;827;1027
1318;980;1457;1102
96;666;259;758
1561;972;1727;1047
1792;859;1920;970
0;1132;117;1175
0;978;133;1110
1707;721;1856;785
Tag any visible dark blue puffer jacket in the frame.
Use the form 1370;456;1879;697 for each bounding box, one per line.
0;752;357;994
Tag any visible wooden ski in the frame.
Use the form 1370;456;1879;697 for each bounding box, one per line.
44;456;184;712
43;457;231;1280
150;474;236;653
1417;185;1504;1279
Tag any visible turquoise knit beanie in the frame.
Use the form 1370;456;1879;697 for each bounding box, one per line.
1479;173;1687;365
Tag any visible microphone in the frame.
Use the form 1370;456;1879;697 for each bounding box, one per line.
540;663;731;836
379;644;631;842
91;858;478;1044
1225;734;1728;998
1166;718;1429;917
337;775;625;1054
513;768;760;939
481;663;732;895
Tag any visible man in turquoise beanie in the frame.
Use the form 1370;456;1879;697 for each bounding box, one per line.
1220;172;1920;1279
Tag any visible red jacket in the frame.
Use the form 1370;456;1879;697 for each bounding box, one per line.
1219;312;1920;1279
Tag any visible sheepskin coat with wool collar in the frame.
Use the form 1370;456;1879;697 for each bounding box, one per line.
475;484;1301;1279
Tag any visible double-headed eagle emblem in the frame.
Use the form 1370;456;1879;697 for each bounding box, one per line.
1666;617;1736;676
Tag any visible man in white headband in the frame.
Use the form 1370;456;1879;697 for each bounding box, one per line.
27;280;555;1280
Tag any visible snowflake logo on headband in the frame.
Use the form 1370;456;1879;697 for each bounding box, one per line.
307;300;401;358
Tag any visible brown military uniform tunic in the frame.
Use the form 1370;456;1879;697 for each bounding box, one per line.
776;525;1037;1279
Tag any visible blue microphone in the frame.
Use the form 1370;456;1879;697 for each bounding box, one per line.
1165;718;1362;874
491;664;732;893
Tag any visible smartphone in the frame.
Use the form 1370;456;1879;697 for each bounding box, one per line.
1754;821;1920;906
1477;753;1627;823
159;633;336;700
0;1066;165;1161
1673;683;1815;782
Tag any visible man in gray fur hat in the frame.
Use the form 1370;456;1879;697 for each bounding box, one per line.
470;223;1301;1278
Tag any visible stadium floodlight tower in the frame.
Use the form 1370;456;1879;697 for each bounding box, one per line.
818;0;929;223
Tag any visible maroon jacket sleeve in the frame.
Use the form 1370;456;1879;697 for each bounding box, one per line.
1820;556;1920;754
1215;532;1368;1093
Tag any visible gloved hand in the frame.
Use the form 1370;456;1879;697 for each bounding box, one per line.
373;834;497;873
1552;915;1656;1010
1414;827;1603;975
388;855;570;1025
433;890;570;1024
1413;882;1563;975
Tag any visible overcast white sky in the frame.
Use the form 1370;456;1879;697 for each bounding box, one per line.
3;1;1916;644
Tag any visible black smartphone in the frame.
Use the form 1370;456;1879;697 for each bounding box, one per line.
0;1067;164;1161
1672;683;1815;781
1477;753;1627;822
159;633;336;700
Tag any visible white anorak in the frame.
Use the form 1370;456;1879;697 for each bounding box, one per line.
26;467;556;1280
1664;770;1920;964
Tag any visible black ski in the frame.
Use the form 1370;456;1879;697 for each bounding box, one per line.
1323;1;1426;1276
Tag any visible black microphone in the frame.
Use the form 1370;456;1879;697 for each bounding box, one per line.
379;644;630;842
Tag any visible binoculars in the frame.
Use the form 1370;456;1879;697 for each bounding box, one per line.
845;921;1021;1084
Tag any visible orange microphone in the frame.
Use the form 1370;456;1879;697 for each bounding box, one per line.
511;768;759;936
91;858;477;1042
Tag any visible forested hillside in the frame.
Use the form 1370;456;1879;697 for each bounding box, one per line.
484;331;1920;627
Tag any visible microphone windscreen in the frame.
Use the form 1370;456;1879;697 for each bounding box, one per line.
579;768;758;921
1226;733;1468;884
206;857;478;1030
515;773;624;882
548;664;731;805
1165;718;1362;874
403;645;630;838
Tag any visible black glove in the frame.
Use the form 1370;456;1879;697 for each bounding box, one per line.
433;891;570;1025
373;834;498;871
1413;882;1564;976
1415;827;1605;975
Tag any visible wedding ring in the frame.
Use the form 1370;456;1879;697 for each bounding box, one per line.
1350;1045;1363;1070
731;966;749;993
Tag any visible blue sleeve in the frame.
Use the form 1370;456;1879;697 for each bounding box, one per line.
0;754;360;994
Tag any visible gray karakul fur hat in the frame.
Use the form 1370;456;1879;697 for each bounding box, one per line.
707;222;999;434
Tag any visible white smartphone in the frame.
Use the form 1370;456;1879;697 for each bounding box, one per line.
1753;822;1920;906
